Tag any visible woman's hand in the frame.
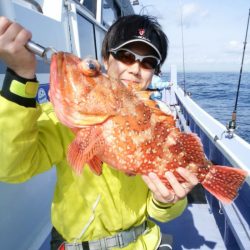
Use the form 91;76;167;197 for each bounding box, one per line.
142;167;199;204
0;16;36;78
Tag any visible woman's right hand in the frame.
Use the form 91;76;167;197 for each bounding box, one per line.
0;16;36;78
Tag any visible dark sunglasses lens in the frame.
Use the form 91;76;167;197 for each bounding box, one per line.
113;50;136;65
141;58;158;69
112;50;158;69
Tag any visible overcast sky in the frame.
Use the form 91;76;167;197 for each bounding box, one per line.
133;0;250;72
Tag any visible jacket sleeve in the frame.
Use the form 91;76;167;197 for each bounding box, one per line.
0;95;72;183
146;191;187;222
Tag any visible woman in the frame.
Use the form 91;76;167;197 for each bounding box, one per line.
0;14;198;249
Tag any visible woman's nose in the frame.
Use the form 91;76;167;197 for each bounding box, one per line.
128;60;141;74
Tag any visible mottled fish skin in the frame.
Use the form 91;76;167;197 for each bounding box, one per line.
50;52;248;204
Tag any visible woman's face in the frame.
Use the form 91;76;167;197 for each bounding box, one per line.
104;43;157;90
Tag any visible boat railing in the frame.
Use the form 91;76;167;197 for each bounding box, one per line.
159;65;250;249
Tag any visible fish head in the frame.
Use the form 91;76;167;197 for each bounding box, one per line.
50;52;101;94
49;52;115;127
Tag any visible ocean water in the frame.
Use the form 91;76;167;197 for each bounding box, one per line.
163;72;250;144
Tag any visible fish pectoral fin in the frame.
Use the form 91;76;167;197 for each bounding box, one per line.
67;127;104;174
88;156;103;176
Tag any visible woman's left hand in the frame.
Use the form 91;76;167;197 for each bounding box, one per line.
142;167;199;204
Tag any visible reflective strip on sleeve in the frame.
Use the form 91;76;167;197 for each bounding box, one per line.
9;80;39;98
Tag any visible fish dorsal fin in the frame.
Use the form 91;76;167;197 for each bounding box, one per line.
135;91;157;107
135;90;176;126
135;90;169;115
67;126;104;174
175;132;207;166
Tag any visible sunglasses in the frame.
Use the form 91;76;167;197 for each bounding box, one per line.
109;48;160;70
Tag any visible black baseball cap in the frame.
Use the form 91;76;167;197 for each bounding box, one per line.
102;15;168;65
110;24;162;60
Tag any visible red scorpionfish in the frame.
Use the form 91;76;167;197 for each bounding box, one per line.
49;52;248;204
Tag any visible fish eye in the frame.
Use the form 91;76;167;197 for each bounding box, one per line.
87;60;97;70
79;58;101;76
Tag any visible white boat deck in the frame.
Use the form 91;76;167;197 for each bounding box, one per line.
158;203;227;250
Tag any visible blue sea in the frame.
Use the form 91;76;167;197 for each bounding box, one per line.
162;72;250;144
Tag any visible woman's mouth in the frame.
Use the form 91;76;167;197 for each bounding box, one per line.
121;79;140;86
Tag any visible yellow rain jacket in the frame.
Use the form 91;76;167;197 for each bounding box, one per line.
0;95;187;249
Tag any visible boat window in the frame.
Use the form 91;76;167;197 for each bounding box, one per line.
75;0;97;17
77;14;97;59
95;26;106;61
102;0;121;28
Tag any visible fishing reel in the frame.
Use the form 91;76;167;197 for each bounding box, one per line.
226;114;237;138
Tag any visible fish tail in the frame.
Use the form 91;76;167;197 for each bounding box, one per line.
201;165;248;204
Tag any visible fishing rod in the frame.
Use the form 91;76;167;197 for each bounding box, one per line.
227;9;250;138
178;1;187;95
179;1;191;96
180;3;187;95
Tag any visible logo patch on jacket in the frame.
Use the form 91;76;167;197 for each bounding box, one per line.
36;84;50;104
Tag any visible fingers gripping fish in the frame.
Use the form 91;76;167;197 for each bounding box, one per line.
49;52;248;204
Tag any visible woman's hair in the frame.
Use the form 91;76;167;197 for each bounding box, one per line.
101;14;169;75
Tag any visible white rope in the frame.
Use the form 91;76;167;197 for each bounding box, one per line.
74;194;101;243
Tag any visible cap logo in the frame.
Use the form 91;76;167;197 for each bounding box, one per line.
138;28;145;36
